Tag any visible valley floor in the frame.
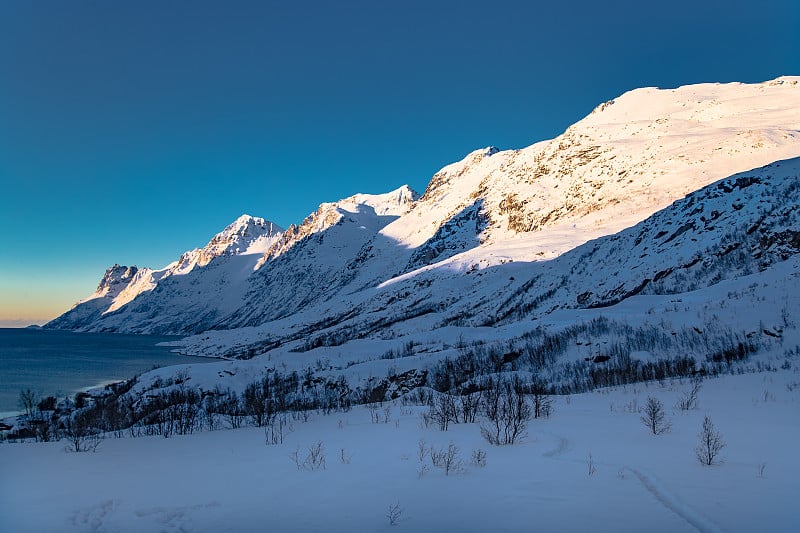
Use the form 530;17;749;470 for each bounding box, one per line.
1;370;798;533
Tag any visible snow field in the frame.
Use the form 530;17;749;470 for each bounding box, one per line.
2;370;798;532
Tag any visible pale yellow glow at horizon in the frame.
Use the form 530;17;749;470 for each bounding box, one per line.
0;285;85;326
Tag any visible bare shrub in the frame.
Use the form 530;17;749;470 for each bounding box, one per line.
440;442;463;475
429;394;458;431
458;392;482;423
340;448;351;464
676;379;702;411
305;441;327;470
429;446;446;469
418;410;433;429
63;412;102;453
386;502;404;526
531;377;554;419
18;388;38;420
471;448;487;468
290;441;327;471
219;390;245;429
368;404;380;424
265;413;292;445
695;416;725;466
480;377;531;445
417;439;428;462
640;396;671;435
587;452;596;476
428;442;463;475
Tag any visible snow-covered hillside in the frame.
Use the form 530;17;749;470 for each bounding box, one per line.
47;77;800;340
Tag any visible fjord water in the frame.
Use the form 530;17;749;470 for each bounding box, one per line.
0;328;213;415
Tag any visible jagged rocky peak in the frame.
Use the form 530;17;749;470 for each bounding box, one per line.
95;264;139;298
174;215;284;271
204;215;284;256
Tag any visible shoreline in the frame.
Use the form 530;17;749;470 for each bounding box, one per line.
0;328;228;424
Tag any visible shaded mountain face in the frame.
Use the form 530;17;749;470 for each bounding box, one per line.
48;77;800;346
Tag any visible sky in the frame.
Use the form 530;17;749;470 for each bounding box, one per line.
1;0;798;326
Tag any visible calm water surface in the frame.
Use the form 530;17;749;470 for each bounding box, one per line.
0;328;215;415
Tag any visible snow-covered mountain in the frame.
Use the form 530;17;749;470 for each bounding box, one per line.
48;77;800;358
47;215;283;331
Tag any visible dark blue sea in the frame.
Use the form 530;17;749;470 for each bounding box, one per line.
0;328;213;416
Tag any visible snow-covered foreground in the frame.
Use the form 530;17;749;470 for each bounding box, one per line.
2;371;798;532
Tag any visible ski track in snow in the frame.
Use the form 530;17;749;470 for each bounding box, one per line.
540;432;723;533
624;467;723;533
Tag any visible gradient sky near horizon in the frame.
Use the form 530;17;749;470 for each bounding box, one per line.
1;0;798;326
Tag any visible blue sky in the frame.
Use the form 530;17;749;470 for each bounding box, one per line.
1;0;798;325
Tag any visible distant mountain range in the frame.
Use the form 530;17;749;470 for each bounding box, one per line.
48;77;800;375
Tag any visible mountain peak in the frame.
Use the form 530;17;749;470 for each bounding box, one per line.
212;215;284;249
335;184;420;217
174;215;284;272
85;264;140;301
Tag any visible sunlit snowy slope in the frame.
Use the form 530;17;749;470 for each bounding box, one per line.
48;77;800;360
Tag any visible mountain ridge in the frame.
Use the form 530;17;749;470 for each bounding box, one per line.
47;77;800;347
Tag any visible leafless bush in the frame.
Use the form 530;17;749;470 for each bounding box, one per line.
531;377;553;419
305;441;326;470
471;448;487;467
480;378;531;445
428;443;463;474
587;452;596;476
676;379;702;411
429;394;458;431
368;404;381;424
265;413;292;445
418;410;433;429
695;416;725;466
293;408;312;423
387;502;404;526
757;462;766;478
340;448;351;464
290;441;327;471
63;412;102;453
18;388;38;420
438;442;464;475
417;439;428;462
458;392;481;423
641;396;671;435
219;390;245;429
429;446;446;469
